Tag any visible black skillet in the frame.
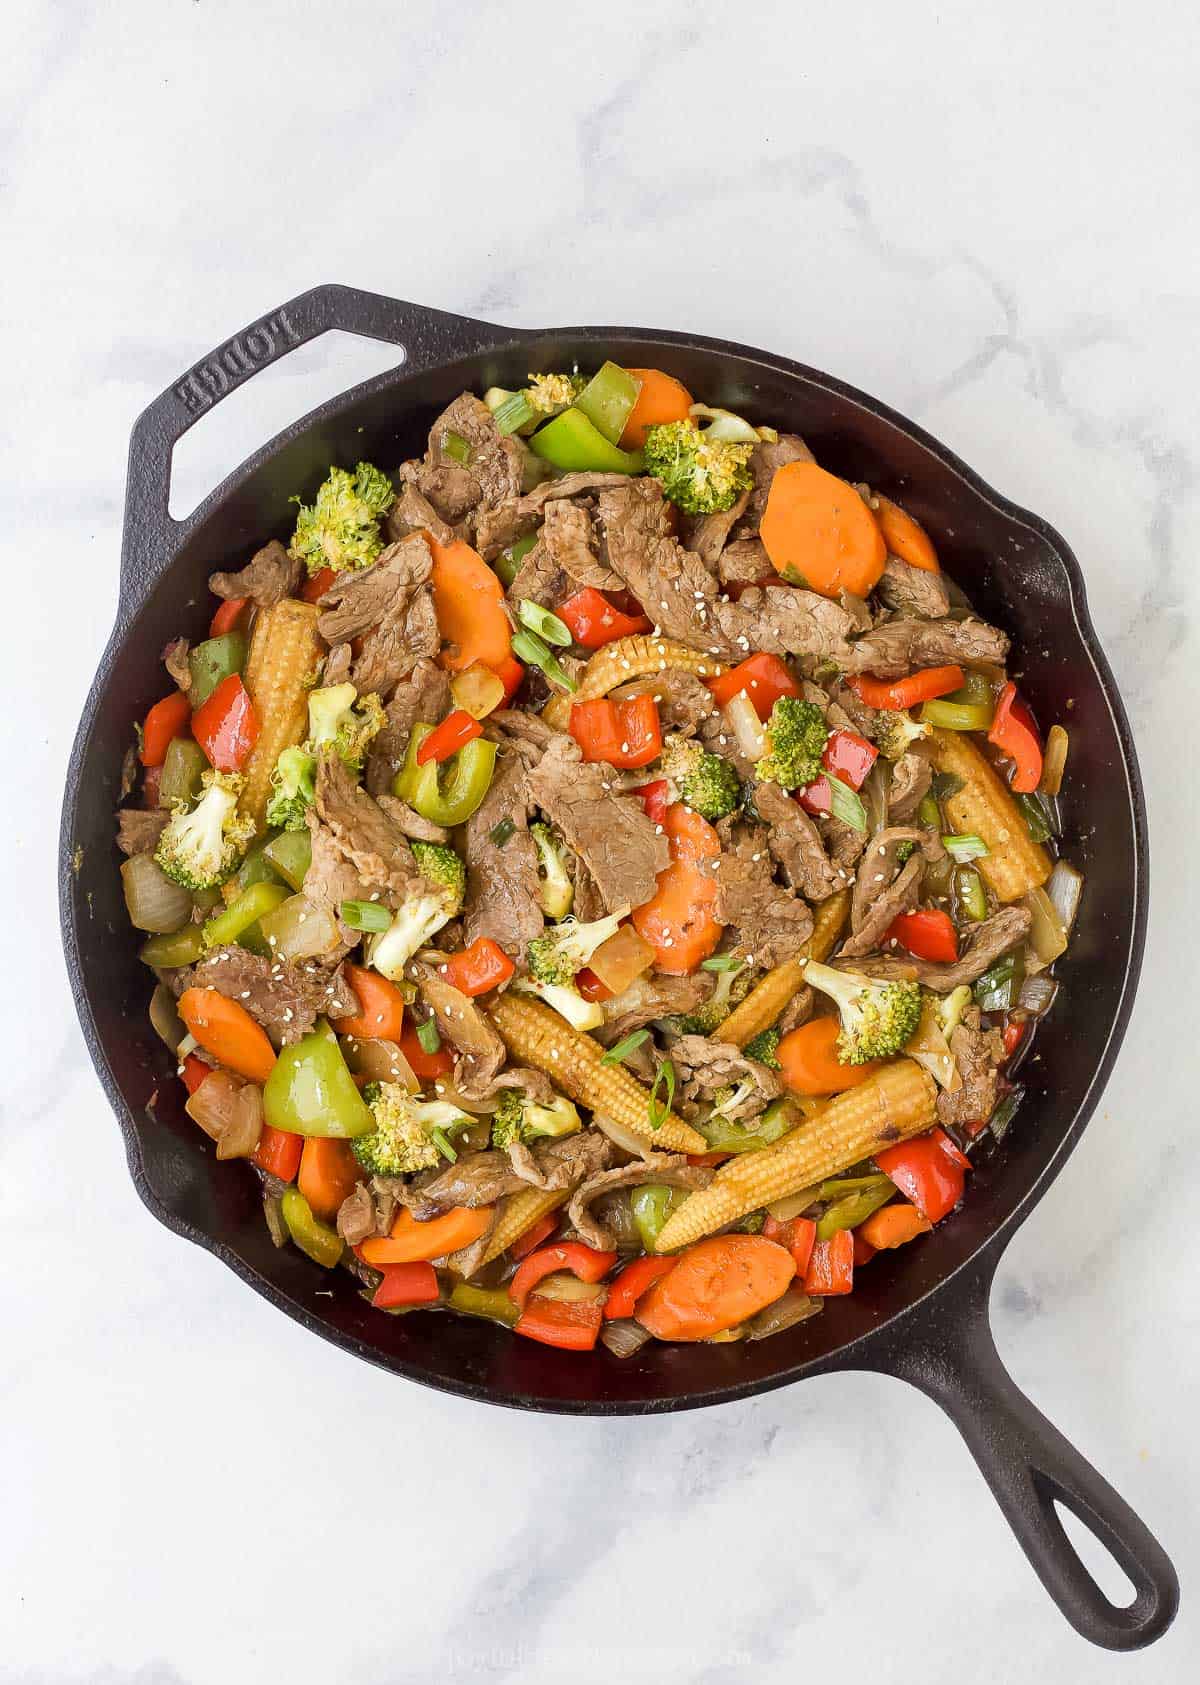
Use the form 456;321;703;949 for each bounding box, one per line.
59;285;1178;1649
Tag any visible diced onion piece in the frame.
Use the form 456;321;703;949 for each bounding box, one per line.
1017;974;1059;1017
185;1069;264;1160
601;1318;652;1358
450;661;507;720
121;853;193;933
1046;859;1083;936
745;1287;824;1341
593;1112;655;1161
905;994;962;1092
530;1274;607;1304
424;1076;500;1116
688;403;760;443
264;1195;289;1248
724;690;766;761
765;1183;822;1221
588;924;656;994
340;1035;419;1092
257;894;340;963
1024;885;1068;969
1039;724;1069;797
149;983;186;1054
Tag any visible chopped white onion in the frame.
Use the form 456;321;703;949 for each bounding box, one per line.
594;1112;655;1161
1046;860;1084;936
723;690;766;762
121;853;193;933
746;1287;824;1341
1017;974;1059;1017
688;403;760;442
601;1318;652;1358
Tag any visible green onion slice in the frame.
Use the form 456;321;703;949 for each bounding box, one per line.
416;1018;442;1054
942;833;990;864
430;1127;458;1163
517;599;573;648
489;818;516;847
511;629;577;692
492;391;536;435
600;1029;651;1067
339;899;392;933
648;1058;676;1130
701;953;744;973
442;430;472;463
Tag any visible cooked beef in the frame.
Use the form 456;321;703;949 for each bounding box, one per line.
424;392;526;511
845;904;1032;989
385;480;454;548
462;749;544;960
569;854;607;924
681;487;749;571
316;534;432;644
411;1149;525;1213
526;736;669;913
508;533;566;608
507;1129;614;1194
482;709;559;767
887;751;933;823
820;815;870;873
371;796;446;845
824;675;880;739
670;1035;783;1120
737;434;815;534
364;658;451;796
711;819;815;967
698;707;758;781
351;593;439;699
302;810;379;941
567;1156;711;1250
473;497;532;562
322;642;353;686
405;1130;613;1220
411;962;506;1100
840;827;942;958
876;556;950;619
399;459;479;523
596;972;713;1042
719;537;775;587
209;539;299;608
720;585;857;663
116;807;168;857
336;1182;380;1246
937;1007;1007;1131
180;947;357;1045
777;984;814;1035
163;637;192;694
845;615;1009;676
518;471;633;515
753;780;848;902
314;750;429;898
539;496;623;592
610;668;717;736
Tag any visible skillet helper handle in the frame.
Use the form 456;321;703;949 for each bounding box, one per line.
119;283;509;609
872;1256;1178;1649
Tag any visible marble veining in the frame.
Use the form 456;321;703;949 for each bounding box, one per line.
4;0;1198;1679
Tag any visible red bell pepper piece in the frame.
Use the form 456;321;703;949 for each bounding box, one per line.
707;652;800;721
252;1122;304;1183
988;682;1043;793
569;695;663;770
508;1241;618;1309
489;654;525;703
209;596;250;638
191;674;260;773
848;665;965;711
852;1230;877;1267
604;1256;678;1321
514;1296;603;1351
632;778;670;826
763;1214;817;1277
796;776;833;816
416;708;484;766
300;565;336;603
798;728;879;812
686;1150;733;1167
510;1212;560;1261
398;1023;454;1079
875;1127;970;1223
372;1261;440;1309
1002;1020;1026;1059
803;1229;855;1295
576;967;614;1003
180;1053;211;1096
558;586;651;649
886;908;959;964
141;691;191;768
434;937;515;997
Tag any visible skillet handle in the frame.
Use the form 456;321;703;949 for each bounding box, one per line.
865;1253;1178;1649
119;283;510;610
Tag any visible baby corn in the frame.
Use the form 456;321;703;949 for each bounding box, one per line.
472;1189;570;1271
653;1059;936;1251
717;888;850;1048
575;635;725;701
238;599;322;831
487;992;707;1153
928;728;1051;903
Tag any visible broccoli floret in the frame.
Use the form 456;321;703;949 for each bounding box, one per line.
307;683;386;773
367;841;466;979
642;421;754;515
803;960;921;1065
266;744;317;831
674;961;754;1035
754;698;829;791
658;734;741;822
743;1027;782;1069
873;710;932;760
289;461;395;577
519;910;625;1031
526;372;586;415
530;821;574;920
155;770;254;891
490;1088;582;1150
353;1083;472;1176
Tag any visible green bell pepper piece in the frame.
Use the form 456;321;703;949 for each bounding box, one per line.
280;1186;345;1269
494;532;537;589
393;723;498;826
815;1181;897;1242
188;631;246;707
630;1184;688;1252
696;1097;797;1154
263;828;313;891
574;361;641;444
202;880;290;951
158;737;209;809
530;407;644;475
264;1026;375;1138
140;923;205;968
916;791;942;831
235;837;285;892
449;1283;520;1327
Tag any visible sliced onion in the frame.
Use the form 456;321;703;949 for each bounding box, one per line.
1024;885;1068;968
1017;974;1058;1017
688;403;759;442
724;690;766;761
263;1195;289;1249
592;1188;640;1249
258;894;340;963
1047;860;1083;936
589;923;655;994
906;994;961;1092
746;1287;824;1341
594;1112;655;1161
149;983;186;1054
766;1184;822;1221
121;853;192;933
1039;725;1069;797
601;1318;651;1358
341;1035;419;1092
424;1076;499;1115
531;1274;606;1303
185;1069;263;1160
450;661;506;721
861;758;891;835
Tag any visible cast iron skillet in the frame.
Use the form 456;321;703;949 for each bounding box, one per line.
60;285;1177;1649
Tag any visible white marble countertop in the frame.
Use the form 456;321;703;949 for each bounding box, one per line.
5;0;1198;1678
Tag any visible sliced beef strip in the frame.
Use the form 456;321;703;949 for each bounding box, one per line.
843;905;1032;990
462;749;544;960
410;1149;525;1213
840;847;931;960
680;486;750;572
670;1035;782;1120
209;539;300;608
116;808;169;857
609;668;717;736
508;532;567;609
322;641;353;686
752;780;848;902
698;707;757;781
406;1130;613;1220
303;810;379;943
375;796;449;844
719;536;775;587
314;750;430;899
526;735;669;914
847;826;943;939
385;480;455;548
350;582;439;699
876;556;950;619
424;392;526;511
887;751;932;823
399;459;479;524
336;1183;380;1246
412;962;506;1101
719;585;857;663
569;854;607;924
178;947;357;1046
777;985;814;1036
505;1129;614;1195
844;615;1009;676
820;815;870;873
482;709;559;768
163;637;192;694
316;533;432;644
473;498;533;562
596;972;713;1042
364;659;451;796
539;496;624;592
822;675;880;740
937;1007;1007;1131
567;1156;712;1250
711;818;815;968
517;471;633;516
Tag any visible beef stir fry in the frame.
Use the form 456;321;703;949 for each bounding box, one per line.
118;363;1082;1353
